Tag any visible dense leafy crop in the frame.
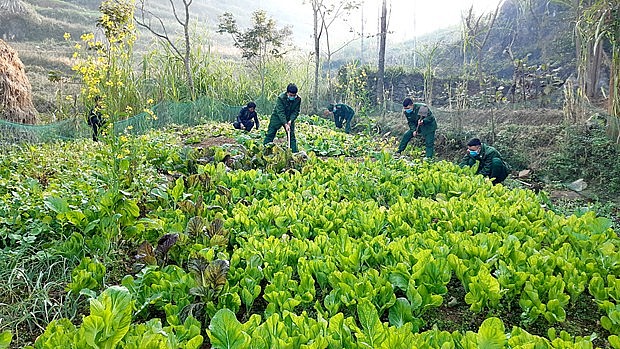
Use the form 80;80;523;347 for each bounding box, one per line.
1;120;618;348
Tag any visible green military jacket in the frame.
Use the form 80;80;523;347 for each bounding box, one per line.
273;92;301;124
334;104;355;119
404;103;437;136
459;143;504;176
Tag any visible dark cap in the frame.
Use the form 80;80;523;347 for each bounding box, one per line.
467;138;482;146
418;105;429;116
286;83;298;94
247;101;256;108
403;97;413;107
327;103;334;111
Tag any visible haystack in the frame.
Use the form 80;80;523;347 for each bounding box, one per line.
0;38;38;124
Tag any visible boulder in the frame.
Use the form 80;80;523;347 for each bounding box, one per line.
567;178;587;192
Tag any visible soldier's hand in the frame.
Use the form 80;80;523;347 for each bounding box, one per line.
413;131;418;137
418;120;424;126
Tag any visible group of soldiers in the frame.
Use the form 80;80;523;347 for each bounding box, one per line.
86;84;509;184
233;84;509;184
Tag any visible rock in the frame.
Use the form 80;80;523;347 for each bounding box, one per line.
518;169;531;178
567;178;587;192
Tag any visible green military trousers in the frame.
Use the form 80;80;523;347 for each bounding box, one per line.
263;115;298;152
490;158;509;184
398;129;435;158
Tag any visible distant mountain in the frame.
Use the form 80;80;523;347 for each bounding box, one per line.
0;0;598;111
1;0;312;46
0;0;313;111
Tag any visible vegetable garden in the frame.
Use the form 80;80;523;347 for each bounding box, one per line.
1;116;619;348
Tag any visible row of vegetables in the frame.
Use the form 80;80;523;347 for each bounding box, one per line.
1;120;619;348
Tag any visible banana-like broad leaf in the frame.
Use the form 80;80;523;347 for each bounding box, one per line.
477;317;507;349
208;309;251;349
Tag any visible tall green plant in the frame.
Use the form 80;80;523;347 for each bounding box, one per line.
80;0;140;117
217;11;292;99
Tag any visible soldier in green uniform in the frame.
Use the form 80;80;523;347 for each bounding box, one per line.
326;103;355;134
263;83;301;152
397;97;437;158
459;138;510;184
87;96;104;142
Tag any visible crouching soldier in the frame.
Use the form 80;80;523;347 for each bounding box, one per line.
459;138;510;184
325;103;355;134
234;101;259;131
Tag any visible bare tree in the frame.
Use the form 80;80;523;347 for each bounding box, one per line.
134;0;195;99
306;0;360;111
461;2;503;90
376;0;387;107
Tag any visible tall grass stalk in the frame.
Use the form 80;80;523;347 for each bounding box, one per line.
0;246;81;347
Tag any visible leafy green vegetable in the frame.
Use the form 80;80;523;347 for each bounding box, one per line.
207;309;251;349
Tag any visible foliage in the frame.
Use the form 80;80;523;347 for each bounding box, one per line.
334;62;372;115
67;0;144;119
2;118;619;348
66;257;106;294
217;10;292;97
545;125;620;194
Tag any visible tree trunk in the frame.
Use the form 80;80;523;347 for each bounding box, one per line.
376;0;387;107
313;2;320;112
184;23;194;99
608;38;620;143
586;39;602;98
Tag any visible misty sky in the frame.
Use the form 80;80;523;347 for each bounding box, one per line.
254;0;503;49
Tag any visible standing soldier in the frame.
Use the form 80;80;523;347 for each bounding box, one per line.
263;83;301;152
397;97;437;158
87;96;104;142
325;103;355;134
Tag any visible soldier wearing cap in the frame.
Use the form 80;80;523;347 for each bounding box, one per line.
397;97;437;158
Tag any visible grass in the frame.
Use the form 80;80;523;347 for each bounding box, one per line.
0;245;83;347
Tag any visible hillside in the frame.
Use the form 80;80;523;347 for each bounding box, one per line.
2;0;587;114
1;0;312;113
